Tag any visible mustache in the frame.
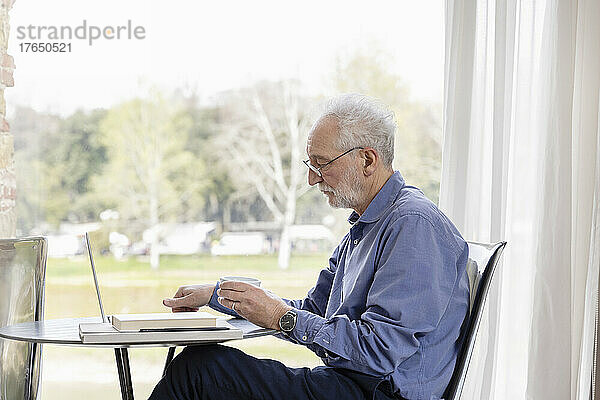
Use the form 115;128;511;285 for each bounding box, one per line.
319;183;334;192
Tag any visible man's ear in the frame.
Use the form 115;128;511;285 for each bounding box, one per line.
361;148;378;176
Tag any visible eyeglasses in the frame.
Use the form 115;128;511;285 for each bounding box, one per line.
302;147;364;178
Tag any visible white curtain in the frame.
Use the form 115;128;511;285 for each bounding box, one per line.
441;0;600;399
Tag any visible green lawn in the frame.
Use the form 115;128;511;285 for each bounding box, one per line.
41;253;329;399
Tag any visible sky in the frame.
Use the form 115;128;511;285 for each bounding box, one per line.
6;0;444;116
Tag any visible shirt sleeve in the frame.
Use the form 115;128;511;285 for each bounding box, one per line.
207;280;240;317
285;214;464;377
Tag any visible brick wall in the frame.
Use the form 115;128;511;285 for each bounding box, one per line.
0;0;16;237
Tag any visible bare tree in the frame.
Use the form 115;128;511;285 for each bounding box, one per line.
217;80;311;269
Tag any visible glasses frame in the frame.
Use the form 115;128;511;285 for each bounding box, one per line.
303;147;364;178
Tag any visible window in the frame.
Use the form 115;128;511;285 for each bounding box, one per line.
6;1;443;398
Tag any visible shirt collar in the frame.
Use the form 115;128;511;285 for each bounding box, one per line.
347;171;406;225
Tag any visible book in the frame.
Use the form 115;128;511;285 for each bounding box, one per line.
79;319;242;344
111;311;217;332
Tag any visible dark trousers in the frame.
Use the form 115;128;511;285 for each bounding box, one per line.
149;344;400;400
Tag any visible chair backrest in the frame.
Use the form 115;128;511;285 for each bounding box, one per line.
0;237;47;400
443;240;507;400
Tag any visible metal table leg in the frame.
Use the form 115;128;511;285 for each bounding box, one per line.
163;346;176;376
115;348;134;399
115;348;127;399
121;348;134;399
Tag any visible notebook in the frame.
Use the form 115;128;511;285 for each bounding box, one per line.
111;311;217;331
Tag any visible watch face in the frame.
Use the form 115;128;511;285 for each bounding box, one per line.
280;311;296;331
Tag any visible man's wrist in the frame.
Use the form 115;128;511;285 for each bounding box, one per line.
206;284;217;306
273;304;293;331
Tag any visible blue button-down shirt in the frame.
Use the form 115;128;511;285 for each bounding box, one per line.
210;171;469;400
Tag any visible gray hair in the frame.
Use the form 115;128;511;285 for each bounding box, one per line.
319;93;396;168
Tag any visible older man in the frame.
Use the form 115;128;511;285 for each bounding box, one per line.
151;94;470;400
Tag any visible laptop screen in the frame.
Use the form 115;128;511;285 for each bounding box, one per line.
85;232;108;323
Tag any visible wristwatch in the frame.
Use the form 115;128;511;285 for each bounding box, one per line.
278;309;297;333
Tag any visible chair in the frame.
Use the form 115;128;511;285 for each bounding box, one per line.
0;237;48;400
443;240;507;400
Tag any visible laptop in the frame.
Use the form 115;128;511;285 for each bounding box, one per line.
84;232;221;329
79;233;243;343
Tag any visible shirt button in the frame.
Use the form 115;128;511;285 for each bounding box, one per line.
353;239;359;245
302;335;308;341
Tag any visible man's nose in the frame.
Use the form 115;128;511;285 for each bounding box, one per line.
307;169;322;186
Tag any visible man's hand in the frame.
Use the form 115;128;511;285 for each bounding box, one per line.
163;284;215;313
217;281;292;331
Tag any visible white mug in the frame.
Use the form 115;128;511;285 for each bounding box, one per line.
219;276;261;287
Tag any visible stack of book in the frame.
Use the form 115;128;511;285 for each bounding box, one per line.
79;312;242;344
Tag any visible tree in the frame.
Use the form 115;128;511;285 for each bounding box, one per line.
11;106;62;233
11;107;109;232
95;92;205;268
216;80;311;269
176;91;235;230
43;109;109;224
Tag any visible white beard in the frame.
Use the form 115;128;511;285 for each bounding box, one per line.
319;167;365;210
